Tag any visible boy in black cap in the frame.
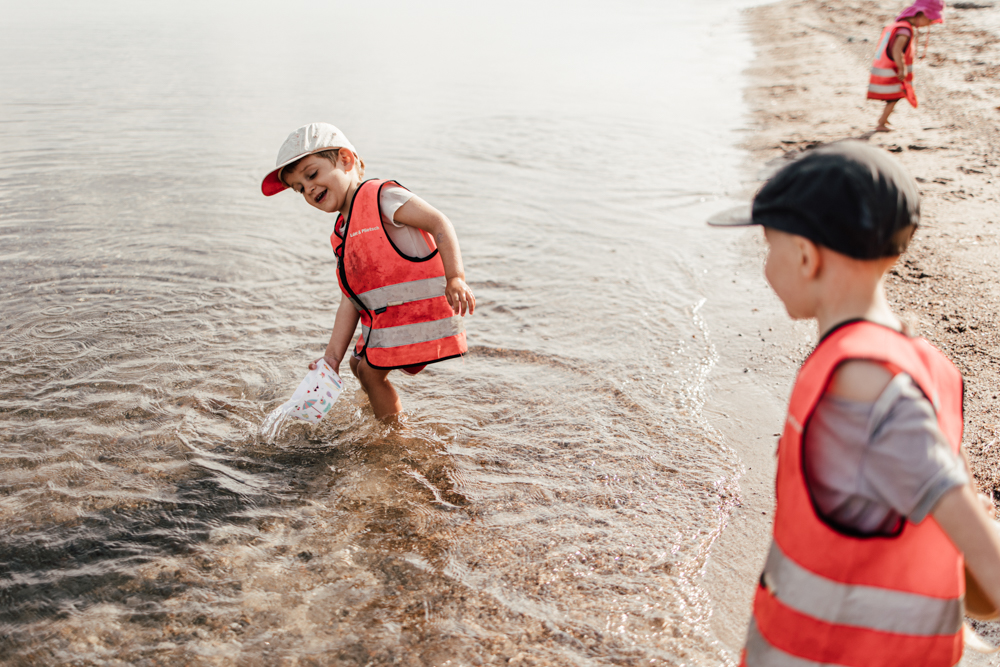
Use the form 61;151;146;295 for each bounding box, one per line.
711;141;1000;665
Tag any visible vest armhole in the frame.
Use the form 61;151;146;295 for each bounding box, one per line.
376;180;441;263
797;347;911;541
886;24;913;62
799;409;907;541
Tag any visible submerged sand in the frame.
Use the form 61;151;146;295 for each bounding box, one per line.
705;0;1000;659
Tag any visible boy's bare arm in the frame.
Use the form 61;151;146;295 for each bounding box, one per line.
933;484;1000;608
891;34;909;81
393;196;475;316
311;296;360;374
827;360;894;402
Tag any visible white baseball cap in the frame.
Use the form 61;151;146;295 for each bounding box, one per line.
261;122;357;196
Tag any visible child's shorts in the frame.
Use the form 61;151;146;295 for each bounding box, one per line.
352;349;426;376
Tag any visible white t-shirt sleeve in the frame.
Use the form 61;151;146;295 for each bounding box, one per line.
380;185;415;227
379;184;431;259
804;373;967;536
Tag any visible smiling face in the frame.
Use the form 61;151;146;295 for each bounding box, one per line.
281;150;358;214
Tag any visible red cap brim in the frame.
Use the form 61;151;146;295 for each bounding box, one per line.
261;169;288;196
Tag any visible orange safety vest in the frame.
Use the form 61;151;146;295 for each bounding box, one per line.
333;179;467;370
742;320;965;667
868;21;916;104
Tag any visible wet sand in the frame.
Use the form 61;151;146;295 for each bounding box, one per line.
704;0;1000;658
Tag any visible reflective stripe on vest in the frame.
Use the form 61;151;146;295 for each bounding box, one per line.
334;179;468;369
356;276;447;312
746;320;964;667
744;619;821;667
869;83;904;95
743;618;945;667
761;542;963;636
361;317;465;350
871;65;912;78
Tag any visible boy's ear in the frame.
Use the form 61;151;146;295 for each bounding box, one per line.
338;148;356;171
797;235;822;280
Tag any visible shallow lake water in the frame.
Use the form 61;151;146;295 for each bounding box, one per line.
0;1;761;664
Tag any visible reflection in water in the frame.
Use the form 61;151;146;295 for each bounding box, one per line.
0;0;757;664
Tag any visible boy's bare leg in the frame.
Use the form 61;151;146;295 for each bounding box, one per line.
875;100;897;132
350;355;402;420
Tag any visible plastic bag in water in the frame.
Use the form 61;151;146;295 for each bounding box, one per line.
261;360;344;437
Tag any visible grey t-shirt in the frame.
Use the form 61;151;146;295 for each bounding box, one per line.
804;372;968;536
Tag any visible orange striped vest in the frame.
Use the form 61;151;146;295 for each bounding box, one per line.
333;179;467;370
868;21;916;103
742;320;964;667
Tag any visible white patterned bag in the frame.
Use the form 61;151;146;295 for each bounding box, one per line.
262;360;344;436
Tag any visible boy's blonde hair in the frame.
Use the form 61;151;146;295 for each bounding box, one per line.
279;149;365;188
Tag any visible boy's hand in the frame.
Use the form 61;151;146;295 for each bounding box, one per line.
446;277;475;316
309;355;341;375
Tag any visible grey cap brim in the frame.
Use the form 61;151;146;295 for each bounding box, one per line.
706;204;754;227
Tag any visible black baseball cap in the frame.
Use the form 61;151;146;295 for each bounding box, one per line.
708;141;920;259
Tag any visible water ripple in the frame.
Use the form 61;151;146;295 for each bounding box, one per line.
0;1;753;663
27;321;81;340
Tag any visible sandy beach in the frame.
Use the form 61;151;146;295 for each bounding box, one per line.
705;0;1000;658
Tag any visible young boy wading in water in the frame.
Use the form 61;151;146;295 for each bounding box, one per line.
711;142;1000;665
868;0;944;132
262;123;475;421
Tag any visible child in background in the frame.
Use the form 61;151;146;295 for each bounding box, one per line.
868;0;944;132
262;123;474;421
710;141;1000;666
